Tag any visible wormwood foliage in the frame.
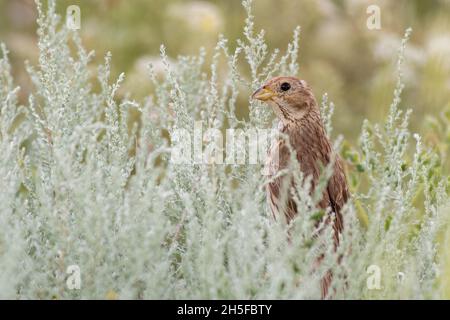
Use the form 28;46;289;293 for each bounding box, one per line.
0;0;448;299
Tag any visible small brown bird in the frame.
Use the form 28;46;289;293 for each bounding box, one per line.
252;76;349;297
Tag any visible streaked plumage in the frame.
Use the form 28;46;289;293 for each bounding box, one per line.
252;76;349;297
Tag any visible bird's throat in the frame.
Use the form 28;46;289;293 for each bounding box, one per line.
270;101;308;125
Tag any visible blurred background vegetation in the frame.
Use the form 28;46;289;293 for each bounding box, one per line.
0;0;449;151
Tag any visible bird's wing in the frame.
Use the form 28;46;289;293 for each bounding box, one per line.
266;138;298;222
267;178;298;222
326;155;349;235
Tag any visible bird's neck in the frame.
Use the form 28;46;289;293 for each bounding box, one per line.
279;107;323;133
270;100;308;125
281;108;331;152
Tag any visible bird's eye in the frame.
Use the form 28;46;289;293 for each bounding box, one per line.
280;82;291;91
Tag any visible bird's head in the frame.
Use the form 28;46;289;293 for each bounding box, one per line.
252;76;317;123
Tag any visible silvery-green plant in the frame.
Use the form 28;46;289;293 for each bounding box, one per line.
0;0;448;299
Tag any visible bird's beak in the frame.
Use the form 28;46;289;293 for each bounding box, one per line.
251;87;276;101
